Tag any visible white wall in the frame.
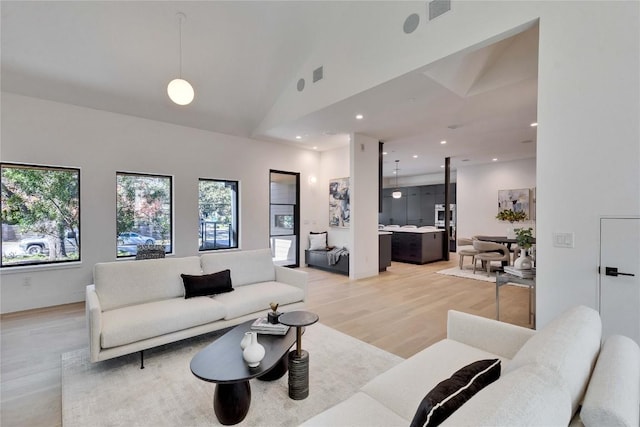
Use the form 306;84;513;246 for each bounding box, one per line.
318;146;350;249
457;158;536;239
0;93;321;313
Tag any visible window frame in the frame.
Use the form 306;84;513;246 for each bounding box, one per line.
115;171;174;259
1;162;81;269
198;178;239;252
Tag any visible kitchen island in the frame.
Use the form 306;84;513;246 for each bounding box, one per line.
383;227;446;264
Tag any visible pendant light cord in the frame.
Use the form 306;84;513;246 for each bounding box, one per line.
177;12;186;78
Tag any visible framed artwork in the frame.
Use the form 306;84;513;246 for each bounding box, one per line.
498;188;530;215
329;177;350;228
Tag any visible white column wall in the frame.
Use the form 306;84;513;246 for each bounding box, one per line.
349;133;380;280
0;93;321;313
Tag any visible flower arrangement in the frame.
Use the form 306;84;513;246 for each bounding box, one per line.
495;209;527;223
514;227;534;249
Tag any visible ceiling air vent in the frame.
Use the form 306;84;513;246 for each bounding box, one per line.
429;0;451;21
313;66;323;83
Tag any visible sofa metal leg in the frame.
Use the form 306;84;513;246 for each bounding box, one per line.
140;350;145;369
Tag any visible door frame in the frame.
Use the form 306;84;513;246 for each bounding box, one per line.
269;170;300;267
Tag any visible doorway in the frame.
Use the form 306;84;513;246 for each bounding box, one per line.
269;170;300;267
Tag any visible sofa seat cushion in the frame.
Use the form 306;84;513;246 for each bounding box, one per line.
212;281;305;320
360;339;510;421
200;249;275;287
504;305;602;414
101;297;226;348
443;363;572;426
94;256;202;311
300;392;408;427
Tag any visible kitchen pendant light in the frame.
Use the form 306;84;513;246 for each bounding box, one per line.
392;160;402;199
167;12;194;106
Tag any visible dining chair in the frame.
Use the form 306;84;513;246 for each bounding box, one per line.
457;237;478;270
472;240;510;276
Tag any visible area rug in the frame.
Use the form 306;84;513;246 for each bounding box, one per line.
62;323;403;427
436;267;527;287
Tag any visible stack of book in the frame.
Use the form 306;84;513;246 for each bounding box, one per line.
504;266;536;279
251;317;290;335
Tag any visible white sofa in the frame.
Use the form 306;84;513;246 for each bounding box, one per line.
86;248;307;363
303;306;640;426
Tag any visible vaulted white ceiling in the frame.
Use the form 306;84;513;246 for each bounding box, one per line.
1;1;538;178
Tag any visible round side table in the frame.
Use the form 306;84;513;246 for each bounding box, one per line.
278;310;319;400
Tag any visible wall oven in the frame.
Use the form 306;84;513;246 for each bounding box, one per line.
435;204;456;227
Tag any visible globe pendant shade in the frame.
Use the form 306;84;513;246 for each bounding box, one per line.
167;78;194;105
392;190;402;199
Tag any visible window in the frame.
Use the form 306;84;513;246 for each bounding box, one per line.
116;172;172;257
1;163;80;268
199;179;238;250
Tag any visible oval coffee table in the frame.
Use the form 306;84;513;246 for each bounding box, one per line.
278;310;319;400
190;319;296;425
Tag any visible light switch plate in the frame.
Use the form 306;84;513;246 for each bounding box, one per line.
552;232;574;248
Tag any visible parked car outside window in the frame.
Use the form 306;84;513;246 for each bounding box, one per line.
117;232;156;246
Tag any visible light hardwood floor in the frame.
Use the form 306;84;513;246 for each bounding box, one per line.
0;254;531;426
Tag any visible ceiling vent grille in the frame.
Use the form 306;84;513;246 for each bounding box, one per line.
429;0;451;21
313;66;323;83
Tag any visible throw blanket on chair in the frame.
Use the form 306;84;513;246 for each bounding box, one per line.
327;247;349;265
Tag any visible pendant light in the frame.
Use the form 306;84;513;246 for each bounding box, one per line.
167;12;194;106
392;160;402;199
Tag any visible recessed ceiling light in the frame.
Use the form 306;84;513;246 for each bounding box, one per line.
412;155;418;158
492;158;498;162
295;135;302;140
530;122;538;127
440;165;444;168
440;140;447;144
313;146;318;150
393;170;397;174
355;114;364;120
382;151;388;155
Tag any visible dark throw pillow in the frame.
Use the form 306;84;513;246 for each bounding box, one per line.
181;269;234;299
409;359;501;427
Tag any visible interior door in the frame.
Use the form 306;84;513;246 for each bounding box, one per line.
599;217;640;345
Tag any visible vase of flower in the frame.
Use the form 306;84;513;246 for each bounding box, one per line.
242;332;265;368
514;227;534;270
514;248;533;270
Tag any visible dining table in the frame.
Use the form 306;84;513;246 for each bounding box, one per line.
475;235;536;251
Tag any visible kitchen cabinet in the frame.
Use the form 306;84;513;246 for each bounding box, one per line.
379;183;455;227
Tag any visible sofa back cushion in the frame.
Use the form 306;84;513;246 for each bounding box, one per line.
504;305;602;415
94;256;202;311
200;249;275;287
